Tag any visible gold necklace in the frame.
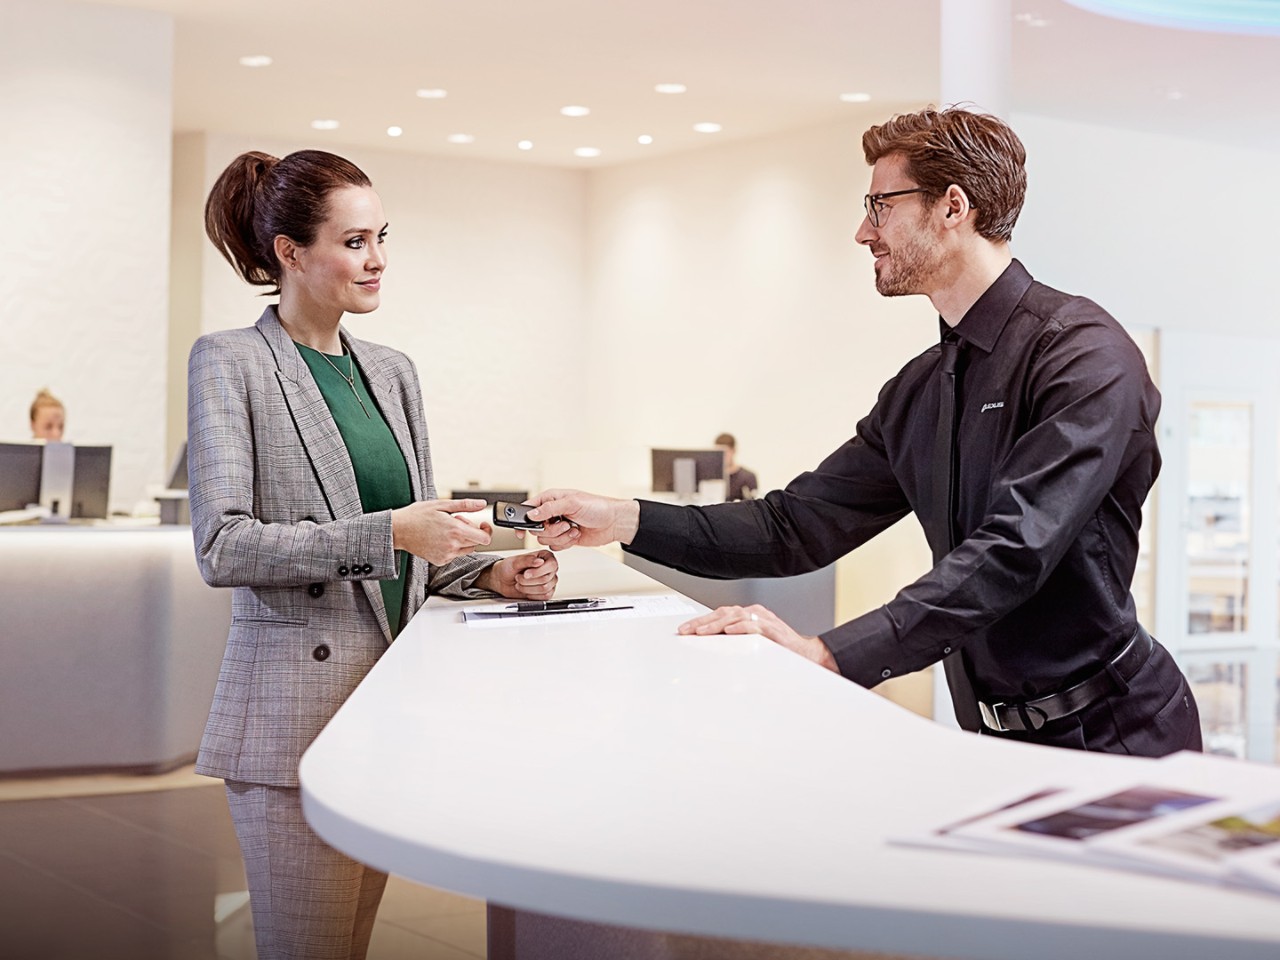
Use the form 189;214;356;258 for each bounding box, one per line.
320;350;371;419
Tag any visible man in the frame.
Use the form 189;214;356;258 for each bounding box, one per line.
529;106;1200;757
715;432;758;501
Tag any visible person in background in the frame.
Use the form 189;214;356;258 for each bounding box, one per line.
527;106;1200;760
714;432;758;500
29;388;65;441
190;148;558;960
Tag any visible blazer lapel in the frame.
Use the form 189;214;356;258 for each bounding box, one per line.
256;308;393;642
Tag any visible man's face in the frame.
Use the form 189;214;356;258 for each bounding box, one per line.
855;153;946;298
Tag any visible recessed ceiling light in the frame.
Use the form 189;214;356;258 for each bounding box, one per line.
387;126;403;137
637;135;654;145
447;133;475;144
560;105;590;117
839;92;872;103
1166;88;1185;101
310;119;340;131
693;122;722;134
517;140;534;150
574;147;601;158
654;83;687;94
416;88;448;99
238;55;272;68
1015;12;1051;26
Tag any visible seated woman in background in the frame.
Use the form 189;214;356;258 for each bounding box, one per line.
30;388;64;441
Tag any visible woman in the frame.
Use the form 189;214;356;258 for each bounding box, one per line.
30;387;65;441
189;149;557;960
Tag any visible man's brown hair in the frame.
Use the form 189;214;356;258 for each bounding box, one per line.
862;106;1026;243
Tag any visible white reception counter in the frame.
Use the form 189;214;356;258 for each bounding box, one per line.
300;548;1280;959
0;524;230;775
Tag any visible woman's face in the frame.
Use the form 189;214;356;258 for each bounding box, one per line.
32;405;64;441
287;185;388;316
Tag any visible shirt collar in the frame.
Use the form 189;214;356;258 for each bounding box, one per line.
938;259;1034;354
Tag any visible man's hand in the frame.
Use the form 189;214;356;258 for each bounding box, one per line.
525;489;641;550
391;499;492;564
678;604;840;673
477;550;559;600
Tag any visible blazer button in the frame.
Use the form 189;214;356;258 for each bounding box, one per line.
313;644;331;662
361;563;373;575
307;583;324;598
338;565;349;577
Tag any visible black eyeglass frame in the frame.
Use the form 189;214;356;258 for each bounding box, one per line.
863;188;930;227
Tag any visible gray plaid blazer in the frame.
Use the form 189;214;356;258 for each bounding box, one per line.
188;306;496;786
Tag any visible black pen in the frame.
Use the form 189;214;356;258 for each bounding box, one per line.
511;597;605;612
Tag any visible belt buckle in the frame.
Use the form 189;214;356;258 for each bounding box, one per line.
978;700;1008;732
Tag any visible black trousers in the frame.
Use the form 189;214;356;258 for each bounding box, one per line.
984;639;1202;757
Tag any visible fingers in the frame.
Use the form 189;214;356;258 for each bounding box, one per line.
511;550;559;585
533;520;581;551
434;498;489;514
677;604;771;636
525;491;579;523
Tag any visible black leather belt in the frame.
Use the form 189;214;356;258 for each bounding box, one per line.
977;626;1154;733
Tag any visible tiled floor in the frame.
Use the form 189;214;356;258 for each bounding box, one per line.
0;772;486;960
0;770;927;960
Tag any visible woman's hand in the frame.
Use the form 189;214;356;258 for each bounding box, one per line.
477;550;559;600
391;499;492;565
677;604;840;672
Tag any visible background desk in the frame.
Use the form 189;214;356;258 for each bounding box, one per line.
0;524;229;775
301;548;1280;960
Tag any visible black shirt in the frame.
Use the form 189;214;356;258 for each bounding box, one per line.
627;260;1160;703
727;467;758;501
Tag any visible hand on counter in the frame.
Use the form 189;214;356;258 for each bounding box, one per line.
678;604;840;673
477;550;559;600
525;489;640;550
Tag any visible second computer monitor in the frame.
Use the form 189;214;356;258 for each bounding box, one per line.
650;448;727;498
71;445;112;519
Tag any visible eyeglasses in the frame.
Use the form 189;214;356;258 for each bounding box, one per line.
863;188;929;227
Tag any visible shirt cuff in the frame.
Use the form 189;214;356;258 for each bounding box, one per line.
623;499;690;564
821;606;904;688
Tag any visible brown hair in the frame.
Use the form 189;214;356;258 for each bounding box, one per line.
862;106;1026;243
714;433;736;449
30;387;64;424
204;150;372;294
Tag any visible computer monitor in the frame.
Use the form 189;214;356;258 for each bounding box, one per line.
650;448;727;497
0;442;43;512
166;441;189;490
70;445;112;519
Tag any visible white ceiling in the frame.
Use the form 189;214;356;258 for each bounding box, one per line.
85;0;1280;167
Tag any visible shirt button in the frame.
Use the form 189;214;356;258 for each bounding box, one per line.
313;644;331;662
943;646;952;655
307;583;324;598
338;565;349;577
881;668;892;679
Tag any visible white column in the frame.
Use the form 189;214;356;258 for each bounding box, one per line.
940;0;1012;118
0;0;174;512
933;0;1013;727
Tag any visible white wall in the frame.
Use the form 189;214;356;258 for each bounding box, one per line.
1012;112;1280;338
0;0;173;513
582;112;941;619
189;134;589;500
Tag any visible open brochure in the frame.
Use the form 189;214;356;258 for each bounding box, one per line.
893;751;1280;894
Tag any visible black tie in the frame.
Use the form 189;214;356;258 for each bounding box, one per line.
933;334;982;731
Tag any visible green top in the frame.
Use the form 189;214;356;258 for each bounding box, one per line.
296;342;413;638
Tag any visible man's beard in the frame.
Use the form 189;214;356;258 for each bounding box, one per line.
875;216;943;297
